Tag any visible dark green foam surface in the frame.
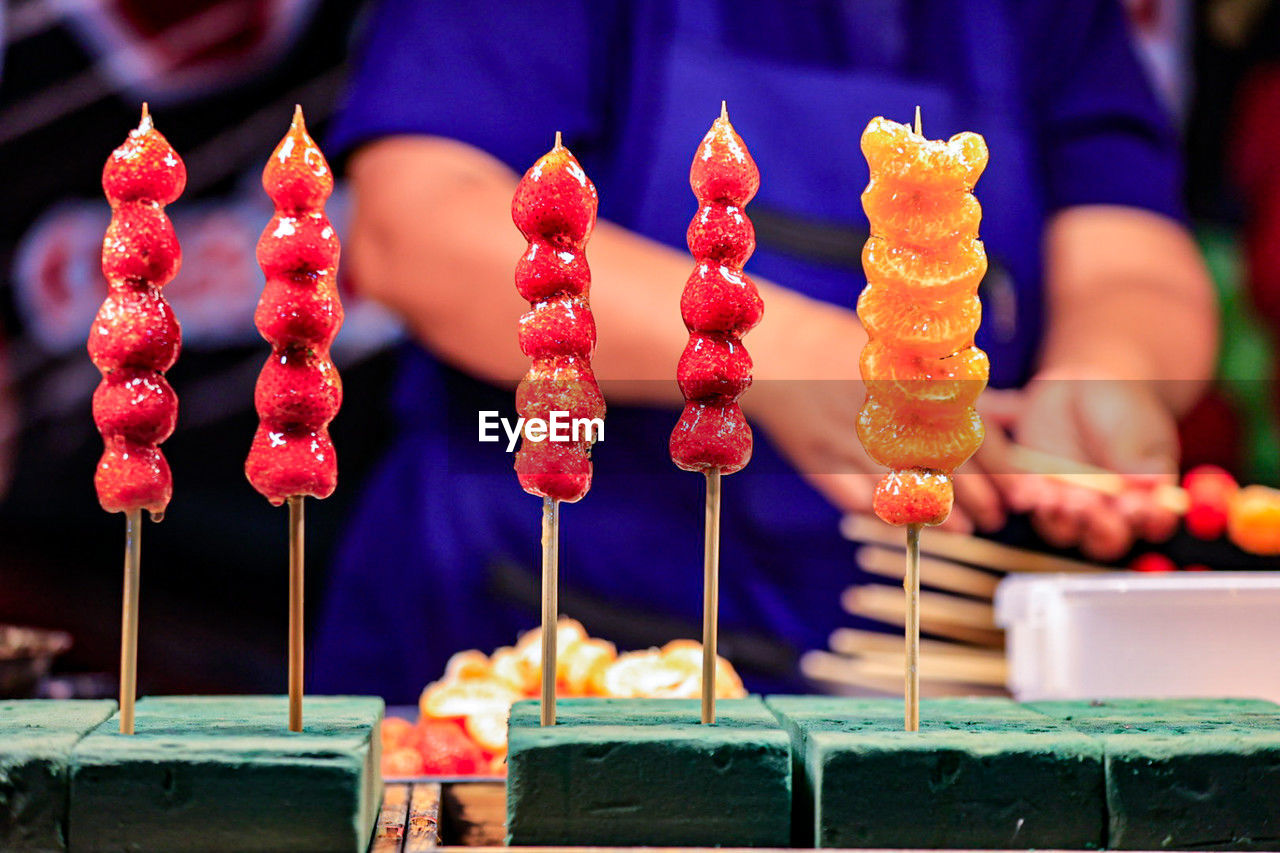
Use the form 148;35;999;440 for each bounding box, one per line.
1031;699;1280;850
506;697;791;847
69;696;382;852
766;696;1105;849
0;700;116;851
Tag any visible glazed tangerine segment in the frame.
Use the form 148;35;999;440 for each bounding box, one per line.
862;236;987;300
860;342;988;411
856;400;984;471
873;468;954;527
860;117;988;191
857;285;982;359
862;182;981;248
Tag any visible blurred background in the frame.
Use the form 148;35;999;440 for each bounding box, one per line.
0;0;1278;701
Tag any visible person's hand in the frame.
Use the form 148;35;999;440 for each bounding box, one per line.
1003;372;1180;560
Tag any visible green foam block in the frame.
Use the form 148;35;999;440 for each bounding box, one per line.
766;696;1106;849
69;696;382;853
506;697;792;847
1030;698;1280;850
0;700;116;852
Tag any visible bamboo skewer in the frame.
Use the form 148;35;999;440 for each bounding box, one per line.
288;496;305;732
830;627;1005;660
857;545;999;598
540;497;560;726
842;513;1103;574
702;469;722;725
1006;444;1189;513
904;524;921;731
802;650;1007;697
842;587;1004;648
119;509;141;735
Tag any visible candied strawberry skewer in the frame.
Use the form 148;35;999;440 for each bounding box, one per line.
857;109;989;731
90;104;185;734
512;132;604;725
246;106;344;731
670;103;763;724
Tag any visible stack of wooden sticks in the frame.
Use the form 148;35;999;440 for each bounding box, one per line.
802;515;1107;697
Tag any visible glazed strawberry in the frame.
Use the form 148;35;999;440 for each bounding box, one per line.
253;276;343;348
518;296;597;359
873;469;953;526
856;116;989;526
89;105;184;519
670;105;761;475
676;333;753;402
511;135;604;503
670;402;753;474
246;107;343;505
679;264;763;334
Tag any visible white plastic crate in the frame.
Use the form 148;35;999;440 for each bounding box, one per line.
993;571;1280;701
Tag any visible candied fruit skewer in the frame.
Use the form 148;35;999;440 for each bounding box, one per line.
856;109;989;732
511;132;604;725
90;104;186;734
246;106;344;731
669;103;763;724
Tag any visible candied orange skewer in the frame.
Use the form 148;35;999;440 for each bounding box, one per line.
856;110;989;731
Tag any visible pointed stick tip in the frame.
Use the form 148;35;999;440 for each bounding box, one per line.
720;100;728;121
913;105;922;135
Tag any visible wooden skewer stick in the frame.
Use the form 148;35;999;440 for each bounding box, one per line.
288;495;304;732
802;651;1007;697
842;587;1005;648
904;524;921;731
858;545;1000;599
702;468;722;725
540;497;560;726
119;509;142;735
1006;444;1189;513
841;513;1104;574
830;627;1005;660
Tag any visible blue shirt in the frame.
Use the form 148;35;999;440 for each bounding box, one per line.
315;0;1183;701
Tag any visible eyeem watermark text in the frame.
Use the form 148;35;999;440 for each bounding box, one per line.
478;411;605;452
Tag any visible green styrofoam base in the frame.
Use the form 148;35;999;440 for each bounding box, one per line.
1031;699;1280;850
506;697;791;847
767;696;1106;849
0;700;116;851
69;696;382;853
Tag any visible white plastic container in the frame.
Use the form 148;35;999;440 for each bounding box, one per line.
994;571;1280;701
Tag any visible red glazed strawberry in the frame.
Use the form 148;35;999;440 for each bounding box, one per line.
88;288;181;372
511;138;598;247
101;202;181;284
511;139;604;503
246;107;343;505
101;106;186;206
687;204;755;267
679;264;763;334
873;468;953;526
514;241;590;302
245;425;337;505
253;348;342;428
515;439;592;503
676;333;753;402
518;296;597;360
91;106;184;518
670;402;753;474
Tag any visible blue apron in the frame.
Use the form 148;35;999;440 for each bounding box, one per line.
314;0;1044;701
